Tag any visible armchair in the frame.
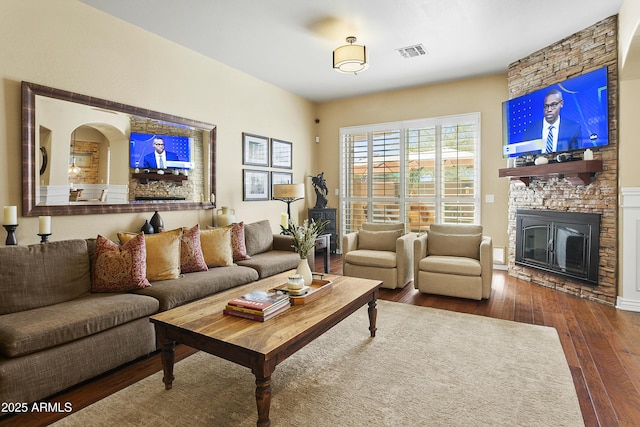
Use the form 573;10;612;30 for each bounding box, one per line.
413;224;493;300
342;223;416;289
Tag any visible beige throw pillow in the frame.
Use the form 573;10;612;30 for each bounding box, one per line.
357;229;402;252
427;231;482;259
199;226;234;267
118;228;182;281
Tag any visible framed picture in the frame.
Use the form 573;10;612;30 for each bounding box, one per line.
271;139;292;169
243;169;270;201
242;133;269;166
271;171;293;198
71;153;92;168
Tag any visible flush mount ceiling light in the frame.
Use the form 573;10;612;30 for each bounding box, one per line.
333;36;368;74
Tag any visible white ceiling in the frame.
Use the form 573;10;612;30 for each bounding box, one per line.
80;0;623;103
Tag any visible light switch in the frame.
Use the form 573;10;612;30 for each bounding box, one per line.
485;194;494;203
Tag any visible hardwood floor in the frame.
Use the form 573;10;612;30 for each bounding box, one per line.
3;254;640;427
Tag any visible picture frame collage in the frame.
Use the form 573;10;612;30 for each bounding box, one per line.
242;132;293;201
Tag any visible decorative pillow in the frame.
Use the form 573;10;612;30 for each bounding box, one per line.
180;225;208;273
427;231;482;259
92;234;150;292
243;220;274;256
357;229;403;252
118;228;182;281
199;226;234;267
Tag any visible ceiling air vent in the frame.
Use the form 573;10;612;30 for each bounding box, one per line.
396;44;427;59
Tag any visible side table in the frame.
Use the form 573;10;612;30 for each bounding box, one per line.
315;233;331;273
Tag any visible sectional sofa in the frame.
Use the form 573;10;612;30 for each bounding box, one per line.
0;219;302;405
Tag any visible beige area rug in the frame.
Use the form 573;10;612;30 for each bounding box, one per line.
53;301;584;427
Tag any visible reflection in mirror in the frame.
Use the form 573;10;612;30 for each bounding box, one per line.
22;81;216;216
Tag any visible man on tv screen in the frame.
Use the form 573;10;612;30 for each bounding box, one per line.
142;137;179;169
523;89;583;153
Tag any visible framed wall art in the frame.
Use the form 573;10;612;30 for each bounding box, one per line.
271;171;293;198
242;133;269;166
271;139;292;169
243;169;270;201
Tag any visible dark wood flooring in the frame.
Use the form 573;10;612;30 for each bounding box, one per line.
3;254;640;427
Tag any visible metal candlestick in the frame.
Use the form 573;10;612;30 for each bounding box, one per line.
38;233;51;243
3;224;18;246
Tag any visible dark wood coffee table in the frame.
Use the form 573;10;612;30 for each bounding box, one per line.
149;271;382;427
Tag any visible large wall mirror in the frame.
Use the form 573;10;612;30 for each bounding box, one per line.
22;81;216;216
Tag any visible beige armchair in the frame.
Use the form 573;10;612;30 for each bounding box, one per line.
342;223;416;289
413;224;493;300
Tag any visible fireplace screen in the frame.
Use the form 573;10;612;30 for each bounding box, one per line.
516;210;600;285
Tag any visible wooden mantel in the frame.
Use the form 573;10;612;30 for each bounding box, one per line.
132;172;188;186
498;160;603;186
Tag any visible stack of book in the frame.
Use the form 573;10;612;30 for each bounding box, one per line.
223;290;290;321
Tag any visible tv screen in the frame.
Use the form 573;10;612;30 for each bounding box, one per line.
502;66;608;158
129;133;194;169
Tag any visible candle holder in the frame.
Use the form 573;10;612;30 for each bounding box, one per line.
38;233;51;243
3;224;18;246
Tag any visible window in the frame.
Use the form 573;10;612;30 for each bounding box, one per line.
340;113;480;236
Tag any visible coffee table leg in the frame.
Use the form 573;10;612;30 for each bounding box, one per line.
156;326;176;390
368;297;377;337
254;376;272;427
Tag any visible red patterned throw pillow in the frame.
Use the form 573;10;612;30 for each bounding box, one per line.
230;222;250;261
92;234;151;292
181;224;208;273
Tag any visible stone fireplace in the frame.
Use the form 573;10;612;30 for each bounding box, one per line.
505;16;618;305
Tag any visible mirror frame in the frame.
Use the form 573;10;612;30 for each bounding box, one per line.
21;81;216;216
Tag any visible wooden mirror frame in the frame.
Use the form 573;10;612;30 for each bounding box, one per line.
21;81;216;216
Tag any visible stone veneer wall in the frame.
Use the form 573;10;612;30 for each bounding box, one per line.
506;16;618;305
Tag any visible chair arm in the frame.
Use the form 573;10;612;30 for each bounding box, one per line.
342;231;359;256
396;232;417;286
479;236;493;298
273;234;295;252
413;233;429;288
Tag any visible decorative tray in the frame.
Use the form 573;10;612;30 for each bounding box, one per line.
271;277;333;305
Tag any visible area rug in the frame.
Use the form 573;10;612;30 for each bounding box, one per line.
53;301;584;426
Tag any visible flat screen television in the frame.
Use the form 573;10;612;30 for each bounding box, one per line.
502;66;608;158
129;132;194;169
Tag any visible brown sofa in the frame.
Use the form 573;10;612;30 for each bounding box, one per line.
0;219;300;405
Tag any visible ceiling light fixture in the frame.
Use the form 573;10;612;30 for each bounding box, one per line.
333;36;368;74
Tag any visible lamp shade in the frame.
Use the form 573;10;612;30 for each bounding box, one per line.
273;183;305;200
333;37;368;74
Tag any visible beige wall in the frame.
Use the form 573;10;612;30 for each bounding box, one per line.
0;0;316;244
315;74;510;251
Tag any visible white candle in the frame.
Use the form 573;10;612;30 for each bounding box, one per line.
281;213;288;228
39;216;51;234
4;206;17;225
210;193;215;203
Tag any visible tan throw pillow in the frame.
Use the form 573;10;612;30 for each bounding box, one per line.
92;234;151;292
243;220;274;256
200;226;234;267
180;225;208;273
118;228;182;281
357;229;402;252
427;231;482;259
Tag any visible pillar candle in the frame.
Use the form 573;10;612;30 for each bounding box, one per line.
39;216;51;234
4;206;17;225
281;213;288;228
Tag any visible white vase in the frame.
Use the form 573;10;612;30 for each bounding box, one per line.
217;206;236;226
296;258;313;286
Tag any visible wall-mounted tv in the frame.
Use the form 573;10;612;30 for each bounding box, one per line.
129;132;194;169
502;66;608;158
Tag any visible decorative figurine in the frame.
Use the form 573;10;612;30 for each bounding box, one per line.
309;172;328;209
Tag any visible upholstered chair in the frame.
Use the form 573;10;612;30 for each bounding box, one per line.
342;223;416;289
413;224;493;300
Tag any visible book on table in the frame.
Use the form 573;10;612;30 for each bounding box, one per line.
224;290;290;321
223;302;290;322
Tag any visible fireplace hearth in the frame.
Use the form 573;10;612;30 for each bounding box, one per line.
515;210;600;286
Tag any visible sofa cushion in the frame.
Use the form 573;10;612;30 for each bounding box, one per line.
0;293;159;357
92;234;150;292
427;231;482;259
357;229;402;252
180;225;208;273
230;222;251;261
200;226;234;267
236;250;300;279
419;255;482;276
344;249;397;268
118;229;182;281
0;240;91;315
132;265;259;311
244;220;274;256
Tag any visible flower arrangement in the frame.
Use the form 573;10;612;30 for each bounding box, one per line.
281;218;330;259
